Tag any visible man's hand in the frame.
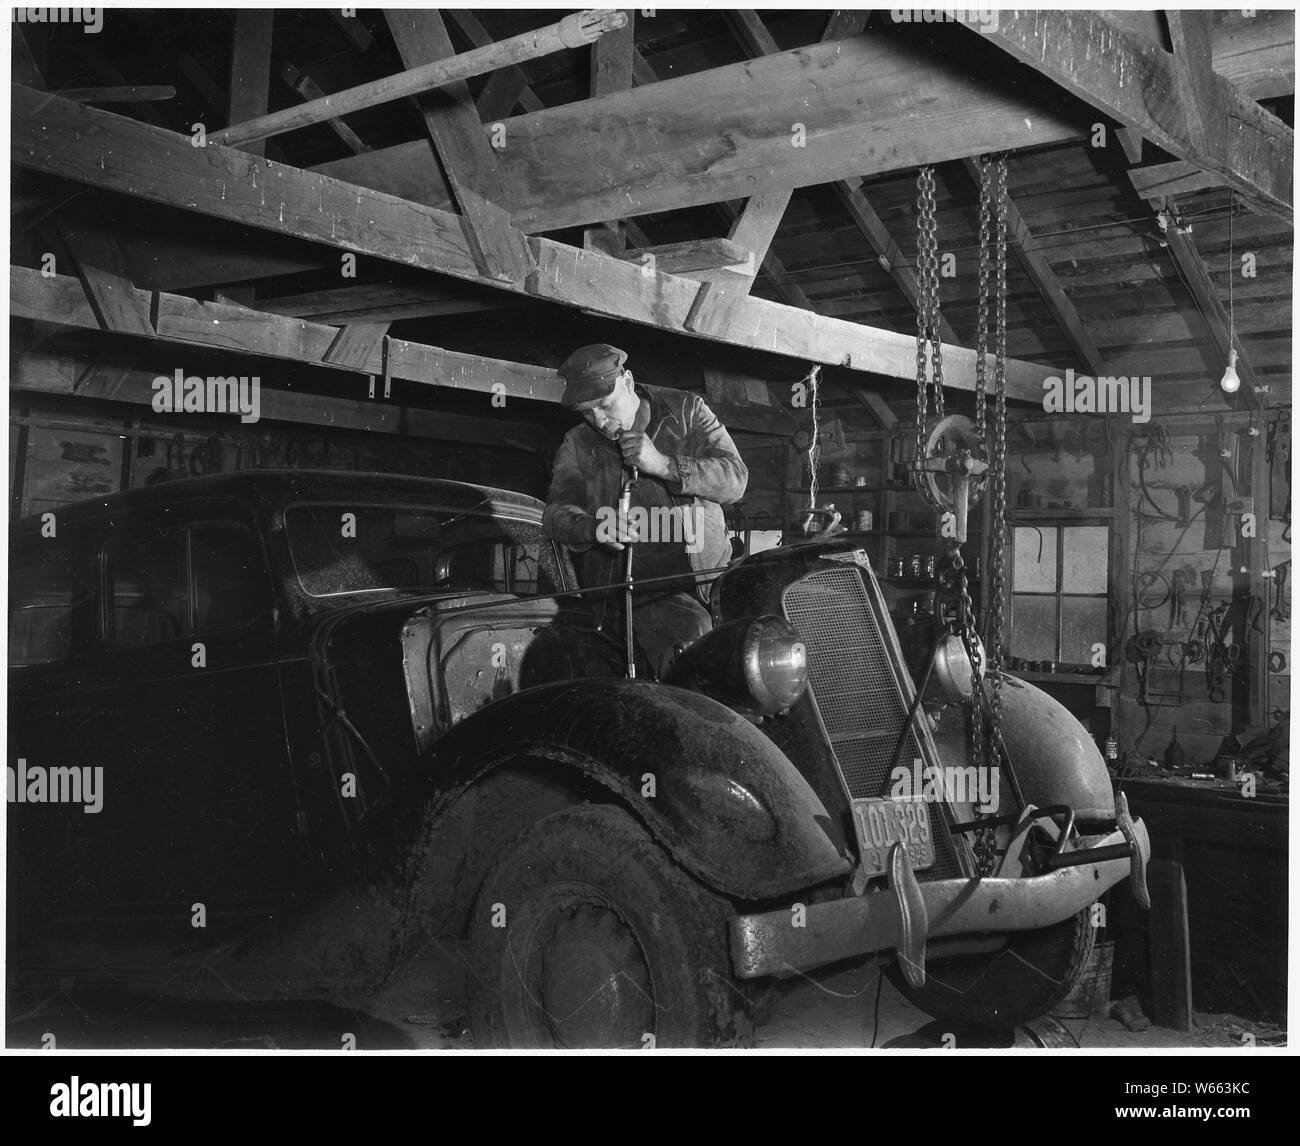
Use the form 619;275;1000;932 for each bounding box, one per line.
591;509;641;551
618;431;672;479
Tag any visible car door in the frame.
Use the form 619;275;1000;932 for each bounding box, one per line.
73;507;305;925
8;525;104;925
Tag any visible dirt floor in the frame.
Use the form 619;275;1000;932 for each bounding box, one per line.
6;941;1284;1051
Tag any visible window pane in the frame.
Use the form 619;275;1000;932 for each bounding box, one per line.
109;530;185;648
1011;595;1056;662
286;504;559;597
190;526;268;633
9;546;87;665
1060;597;1108;665
1013;526;1057;592
1062;526;1109;593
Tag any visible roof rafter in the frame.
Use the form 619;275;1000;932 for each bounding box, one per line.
12;86;1059;398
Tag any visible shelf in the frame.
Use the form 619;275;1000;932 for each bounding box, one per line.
1010;669;1108;685
1009;507;1116;520
883;576;982;587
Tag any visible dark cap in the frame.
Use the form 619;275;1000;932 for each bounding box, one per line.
558;343;628;407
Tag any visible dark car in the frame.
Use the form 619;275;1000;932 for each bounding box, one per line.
7;470;1150;1047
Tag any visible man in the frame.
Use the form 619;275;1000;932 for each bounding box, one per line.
543;343;748;677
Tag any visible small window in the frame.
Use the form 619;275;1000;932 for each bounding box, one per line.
1009;522;1109;666
106;523;267;649
107;529;186;649
190;525;268;633
9;544;92;665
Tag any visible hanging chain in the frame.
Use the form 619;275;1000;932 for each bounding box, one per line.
988;153;1009;777
914;166;944;473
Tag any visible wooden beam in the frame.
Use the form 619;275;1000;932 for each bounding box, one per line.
12;26;45;89
61;86;176;104
723;10;780;56
835;178;959;343
278;61;371;154
685;191;791;335
958;158;1109;377
211;10;629;148
227;10;274;158
444;9;545;118
496;32;1084;233
1129;161;1227;202
58;226;154;337
1159;215;1263;408
14;350;550;454
584;9;636;254
330;10;375;54
385;9;532;285
979;11;1292;217
1167;10;1219;155
713;202;814;311
257;284;528;323
12;265;564;407
610;237;750;277
323;322;391;370
12;88;1061;397
823;11;870;40
591;7;635;95
852;388;898;430
1211;9;1294;100
721;16;957;341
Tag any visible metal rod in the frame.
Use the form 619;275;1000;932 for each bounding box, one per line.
620;461;638;679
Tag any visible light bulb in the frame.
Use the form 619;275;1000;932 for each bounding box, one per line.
1219;348;1240;394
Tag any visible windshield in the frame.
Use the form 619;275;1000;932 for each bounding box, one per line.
285;502;564;598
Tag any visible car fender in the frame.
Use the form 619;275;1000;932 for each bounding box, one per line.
428;678;852;900
994;675;1115;824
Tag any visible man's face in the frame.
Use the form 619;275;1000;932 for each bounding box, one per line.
576;371;639;438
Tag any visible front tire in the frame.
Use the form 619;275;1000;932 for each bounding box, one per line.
467;804;753;1048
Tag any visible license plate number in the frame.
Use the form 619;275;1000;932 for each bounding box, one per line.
852;797;935;875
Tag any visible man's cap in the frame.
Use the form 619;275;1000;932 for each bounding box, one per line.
558;343;628;408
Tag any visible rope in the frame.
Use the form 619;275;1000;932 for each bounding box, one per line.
805;365;822;512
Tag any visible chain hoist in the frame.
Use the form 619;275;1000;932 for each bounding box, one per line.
914;166;945;474
970;154;1011;876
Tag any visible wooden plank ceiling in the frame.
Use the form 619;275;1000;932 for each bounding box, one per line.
11;7;1295;426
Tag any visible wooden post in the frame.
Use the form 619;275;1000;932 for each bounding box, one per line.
1148;853;1194;1032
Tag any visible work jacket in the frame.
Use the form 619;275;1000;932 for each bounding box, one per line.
542;384;748;595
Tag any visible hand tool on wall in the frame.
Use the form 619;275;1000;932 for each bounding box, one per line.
1270;561;1290;622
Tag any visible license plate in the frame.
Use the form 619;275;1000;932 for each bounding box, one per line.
852;797;935;875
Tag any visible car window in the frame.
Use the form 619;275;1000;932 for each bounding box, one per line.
107;528;187;649
285;503;562;598
190;525;268;633
8;543;93;665
106;522;267;649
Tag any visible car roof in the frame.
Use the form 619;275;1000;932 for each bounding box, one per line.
11;469;545;534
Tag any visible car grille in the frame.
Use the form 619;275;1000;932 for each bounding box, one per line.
783;563;962;878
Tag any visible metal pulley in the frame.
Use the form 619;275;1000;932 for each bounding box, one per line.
912;414;989;544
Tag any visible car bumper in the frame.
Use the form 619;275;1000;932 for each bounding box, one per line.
730;796;1151;984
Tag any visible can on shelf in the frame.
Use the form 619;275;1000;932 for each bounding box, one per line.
924;554;936;578
855;509;873;531
889;556;906;578
908;552;924;579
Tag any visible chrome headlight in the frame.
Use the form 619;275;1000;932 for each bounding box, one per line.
931;631;985;703
741;616;808;712
664;615;808;715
